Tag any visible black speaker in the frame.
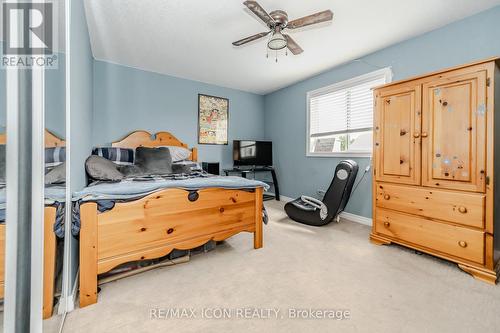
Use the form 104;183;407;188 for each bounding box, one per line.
202;162;220;175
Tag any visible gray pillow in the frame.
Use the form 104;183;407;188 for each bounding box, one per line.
135;147;173;175
171;163;193;174
45;162;66;185
118;164;144;177
85;155;124;181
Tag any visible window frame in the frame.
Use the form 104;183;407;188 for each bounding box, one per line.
306;67;393;157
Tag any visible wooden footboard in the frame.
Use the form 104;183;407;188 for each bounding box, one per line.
43;207;57;319
0;206;58;319
79;186;264;308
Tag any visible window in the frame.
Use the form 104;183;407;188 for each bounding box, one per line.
306;68;392;157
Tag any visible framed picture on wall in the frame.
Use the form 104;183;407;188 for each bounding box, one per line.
198;94;229;145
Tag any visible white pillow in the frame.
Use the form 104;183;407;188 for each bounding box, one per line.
161;146;191;162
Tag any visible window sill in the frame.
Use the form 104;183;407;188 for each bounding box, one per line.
306;152;372;158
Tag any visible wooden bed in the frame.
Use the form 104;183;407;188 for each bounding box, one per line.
0;129;64;319
79;131;264;307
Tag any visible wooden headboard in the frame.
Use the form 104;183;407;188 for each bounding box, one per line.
0;129;65;147
111;130;198;161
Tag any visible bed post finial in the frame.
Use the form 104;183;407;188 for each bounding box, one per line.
191;147;198;162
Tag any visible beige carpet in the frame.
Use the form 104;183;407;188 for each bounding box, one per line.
60;201;500;333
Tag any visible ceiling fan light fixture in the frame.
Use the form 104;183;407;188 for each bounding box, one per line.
267;31;287;50
233;2;333;58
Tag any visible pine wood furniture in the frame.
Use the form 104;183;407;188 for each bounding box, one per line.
371;58;500;284
0;129;63;318
79;131;264;307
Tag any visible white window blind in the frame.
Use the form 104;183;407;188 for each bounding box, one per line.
309;77;386;137
307;68;391;156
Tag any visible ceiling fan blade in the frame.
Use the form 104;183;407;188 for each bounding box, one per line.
285;35;303;55
232;31;270;46
243;1;274;26
287;10;333;29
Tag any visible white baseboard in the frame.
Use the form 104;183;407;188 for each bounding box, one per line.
338;211;372;226
277;195;372;226
57;269;79;314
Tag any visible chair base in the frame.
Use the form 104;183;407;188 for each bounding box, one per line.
284;198;334;226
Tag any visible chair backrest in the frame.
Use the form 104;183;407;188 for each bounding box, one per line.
322;160;359;218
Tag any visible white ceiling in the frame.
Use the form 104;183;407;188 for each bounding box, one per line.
84;0;500;95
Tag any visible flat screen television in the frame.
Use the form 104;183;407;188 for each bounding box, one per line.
233;140;272;167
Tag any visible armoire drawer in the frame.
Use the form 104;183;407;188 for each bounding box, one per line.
375;208;485;264
375;183;485;229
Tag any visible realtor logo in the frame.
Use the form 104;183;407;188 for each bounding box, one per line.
2;1;58;68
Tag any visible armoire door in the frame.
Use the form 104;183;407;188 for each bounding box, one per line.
374;83;422;185
421;69;487;192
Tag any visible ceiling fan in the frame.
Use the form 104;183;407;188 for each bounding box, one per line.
232;1;333;58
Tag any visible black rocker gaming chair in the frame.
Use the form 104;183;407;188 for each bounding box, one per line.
284;160;358;226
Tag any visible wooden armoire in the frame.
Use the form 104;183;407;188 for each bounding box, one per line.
371;58;500;284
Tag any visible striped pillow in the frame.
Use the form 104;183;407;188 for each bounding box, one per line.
45;147;66;168
92;147;134;165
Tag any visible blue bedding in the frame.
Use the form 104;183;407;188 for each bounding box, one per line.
73;175;269;202
0;185;67;238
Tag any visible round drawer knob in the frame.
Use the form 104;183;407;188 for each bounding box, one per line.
167;228;174;234
413;133;420;138
383;194;390;200
458;240;468;248
383;221;390;228
458;206;467;214
421;132;428;138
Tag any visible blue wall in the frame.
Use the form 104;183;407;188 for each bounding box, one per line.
67;0;94;297
0;42;65;136
70;0;94;191
92;60;265;169
46;53;66;137
264;6;500;218
0;43;4;130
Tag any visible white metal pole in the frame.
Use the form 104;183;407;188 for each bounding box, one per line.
4;61;20;333
59;0;73;315
30;46;45;333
